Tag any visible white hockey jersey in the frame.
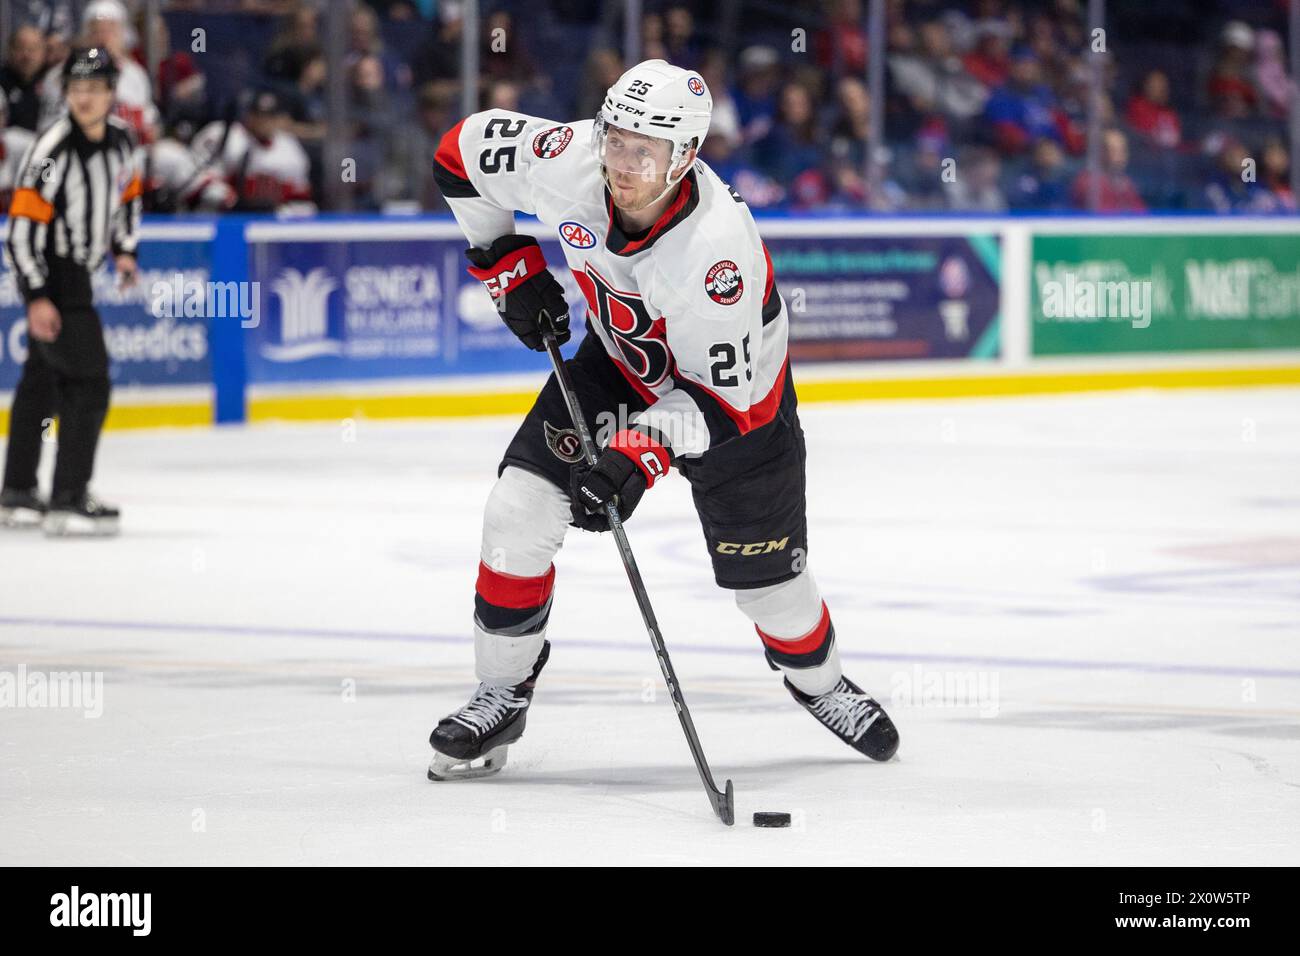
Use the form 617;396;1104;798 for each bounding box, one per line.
189;121;312;212
0;125;36;210
435;110;789;458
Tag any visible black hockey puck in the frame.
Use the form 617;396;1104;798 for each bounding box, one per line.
752;811;791;828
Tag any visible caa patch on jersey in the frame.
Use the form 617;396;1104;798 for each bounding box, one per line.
559;221;597;249
544;421;584;463
532;125;574;159
704;260;744;305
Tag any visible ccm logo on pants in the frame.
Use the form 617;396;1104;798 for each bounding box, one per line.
716;537;789;556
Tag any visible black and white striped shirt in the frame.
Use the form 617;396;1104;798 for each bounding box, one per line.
4;114;141;304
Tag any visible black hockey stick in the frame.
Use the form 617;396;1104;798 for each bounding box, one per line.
541;317;735;827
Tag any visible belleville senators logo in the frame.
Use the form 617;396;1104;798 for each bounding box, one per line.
544;421;583;463
533;125;574;159
704;260;744;305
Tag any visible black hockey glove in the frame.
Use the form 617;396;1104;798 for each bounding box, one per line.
465;234;570;351
569;428;672;532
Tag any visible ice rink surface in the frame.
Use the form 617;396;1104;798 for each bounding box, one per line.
2;386;1298;866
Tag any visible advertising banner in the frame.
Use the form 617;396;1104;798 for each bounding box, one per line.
244;235;587;385
764;234;1001;361
0;233;212;390
1032;234;1300;355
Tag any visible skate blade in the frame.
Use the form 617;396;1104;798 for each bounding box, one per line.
42;513;120;537
427;745;509;781
0;507;44;529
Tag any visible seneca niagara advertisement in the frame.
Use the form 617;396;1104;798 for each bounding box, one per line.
244;231;1001;385
244;235;587;385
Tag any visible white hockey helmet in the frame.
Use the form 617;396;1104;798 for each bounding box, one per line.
593;59;712;197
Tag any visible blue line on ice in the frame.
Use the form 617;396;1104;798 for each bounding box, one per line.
2;614;1297;680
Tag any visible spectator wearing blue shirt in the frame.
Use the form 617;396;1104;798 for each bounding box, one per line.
753;81;827;193
984;50;1065;155
1007;137;1073;211
732;45;782;147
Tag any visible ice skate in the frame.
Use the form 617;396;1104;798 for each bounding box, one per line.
428;641;550;780
43;491;120;538
786;675;900;762
0;487;47;529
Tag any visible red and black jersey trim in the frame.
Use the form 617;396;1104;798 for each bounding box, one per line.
757;603;835;669
671;356;790;448
433;118;479;199
761;242;782;326
605;170;700;257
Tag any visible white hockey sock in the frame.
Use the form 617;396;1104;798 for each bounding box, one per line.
473;467;570;686
735;571;844;697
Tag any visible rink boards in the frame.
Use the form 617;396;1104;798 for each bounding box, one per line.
1;214;1299;431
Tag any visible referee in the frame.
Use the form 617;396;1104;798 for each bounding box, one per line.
1;48;140;536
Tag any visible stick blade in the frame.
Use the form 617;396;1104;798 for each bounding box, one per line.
712;779;735;826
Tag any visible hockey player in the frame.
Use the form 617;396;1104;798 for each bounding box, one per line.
0;99;36;210
187;89;313;214
427;60;898;780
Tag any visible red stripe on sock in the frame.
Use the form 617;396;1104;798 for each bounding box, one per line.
476;562;555;610
756;601;831;656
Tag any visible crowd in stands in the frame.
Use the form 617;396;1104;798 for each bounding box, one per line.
1;0;1296;215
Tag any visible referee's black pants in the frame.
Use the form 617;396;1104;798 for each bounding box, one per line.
3;259;111;500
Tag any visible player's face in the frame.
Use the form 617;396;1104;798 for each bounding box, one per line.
601;127;675;212
65;78;114;127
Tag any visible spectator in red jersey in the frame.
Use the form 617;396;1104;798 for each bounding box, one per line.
963;22;1011;89
814;0;869;76
1071;128;1145;212
1125;69;1181;149
1208;21;1259;119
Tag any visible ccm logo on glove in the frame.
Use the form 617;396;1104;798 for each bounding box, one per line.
464;234;570;351
468;244;548;299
